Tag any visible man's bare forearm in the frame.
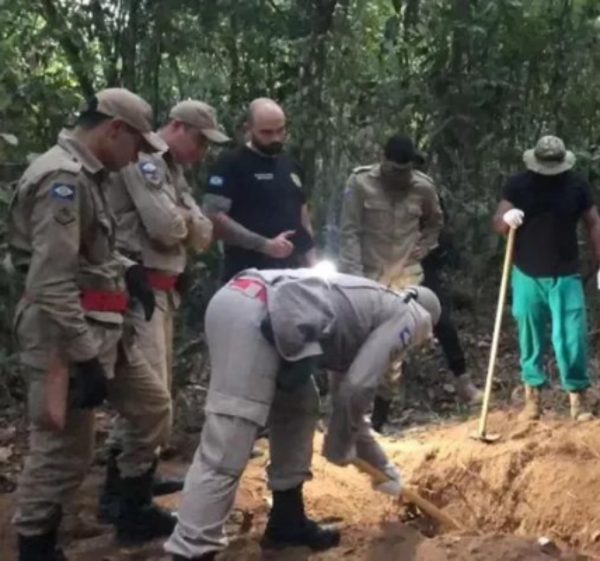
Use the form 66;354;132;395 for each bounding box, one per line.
211;213;267;252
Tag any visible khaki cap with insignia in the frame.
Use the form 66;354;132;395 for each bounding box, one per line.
170;100;230;144
85;88;168;153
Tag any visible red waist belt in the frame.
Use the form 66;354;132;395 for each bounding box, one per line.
229;277;267;303
146;271;178;291
80;290;128;313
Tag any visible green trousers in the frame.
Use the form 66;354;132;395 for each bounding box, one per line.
511;266;589;392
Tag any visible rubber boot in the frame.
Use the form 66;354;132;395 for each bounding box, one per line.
114;466;177;544
97;448;121;523
569;391;594;421
371;396;391;434
18;530;68;561
151;462;184;496
520;385;541;421
455;373;484;405
261;484;340;551
99;450;183;524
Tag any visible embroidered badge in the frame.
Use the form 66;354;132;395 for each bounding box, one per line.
54;206;75;225
290;172;302;188
208;175;224;187
139;161;160;185
399;326;412;348
51;183;75;200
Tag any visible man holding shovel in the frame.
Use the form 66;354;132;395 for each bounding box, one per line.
164;268;440;561
493;135;600;421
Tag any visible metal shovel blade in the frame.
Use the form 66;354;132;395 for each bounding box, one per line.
469;430;501;443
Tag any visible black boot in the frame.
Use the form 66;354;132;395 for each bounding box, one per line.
371;396;391;433
18;531;68;561
98;448;121;523
262;484;340;551
152;466;184;496
114;466;177;544
99;451;183;524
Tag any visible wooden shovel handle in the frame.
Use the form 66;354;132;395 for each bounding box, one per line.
352;458;463;531
476;227;516;438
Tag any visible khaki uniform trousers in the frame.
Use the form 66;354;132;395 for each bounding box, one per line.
375;264;423;401
107;289;176;451
164;284;318;559
13;315;172;536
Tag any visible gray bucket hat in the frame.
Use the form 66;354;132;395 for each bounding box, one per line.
523;135;576;176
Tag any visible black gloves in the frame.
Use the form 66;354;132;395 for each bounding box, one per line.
260;316;317;391
70;357;108;409
277;358;315;392
125;264;155;321
175;269;191;297
260;316;276;345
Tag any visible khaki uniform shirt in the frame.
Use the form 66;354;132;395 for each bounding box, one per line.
9;129;127;365
106;152;213;276
339;163;443;286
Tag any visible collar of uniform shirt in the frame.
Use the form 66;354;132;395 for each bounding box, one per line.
57;128;104;175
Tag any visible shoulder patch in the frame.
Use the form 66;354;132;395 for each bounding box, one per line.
398;326;413;348
54;206;76;226
51;183;75;201
139;160;161;185
208;175;224;188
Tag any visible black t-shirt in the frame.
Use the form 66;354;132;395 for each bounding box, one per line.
502;170;593;277
206;145;314;281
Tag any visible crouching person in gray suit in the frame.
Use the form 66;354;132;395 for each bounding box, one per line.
164;268;440;561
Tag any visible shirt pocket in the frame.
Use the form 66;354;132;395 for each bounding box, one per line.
86;212;113;264
363;200;393;233
398;201;423;231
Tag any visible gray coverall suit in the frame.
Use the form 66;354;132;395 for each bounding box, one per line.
165;268;433;559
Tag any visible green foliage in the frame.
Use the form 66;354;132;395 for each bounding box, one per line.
2;0;600;382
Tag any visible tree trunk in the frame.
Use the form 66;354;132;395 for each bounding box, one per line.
121;0;139;91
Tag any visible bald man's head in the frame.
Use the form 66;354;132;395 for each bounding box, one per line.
246;97;287;156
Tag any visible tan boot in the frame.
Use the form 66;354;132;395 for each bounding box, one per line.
455;373;484;405
520;385;541;420
569;391;594;421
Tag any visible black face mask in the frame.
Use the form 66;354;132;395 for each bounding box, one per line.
380;161;412;190
252;138;284;156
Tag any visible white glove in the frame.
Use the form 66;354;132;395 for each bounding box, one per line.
502;208;524;229
373;463;403;497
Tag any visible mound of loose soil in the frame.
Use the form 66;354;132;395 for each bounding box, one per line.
2;409;598;560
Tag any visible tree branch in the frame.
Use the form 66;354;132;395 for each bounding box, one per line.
37;0;94;96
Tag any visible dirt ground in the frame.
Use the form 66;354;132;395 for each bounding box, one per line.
2;408;600;561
